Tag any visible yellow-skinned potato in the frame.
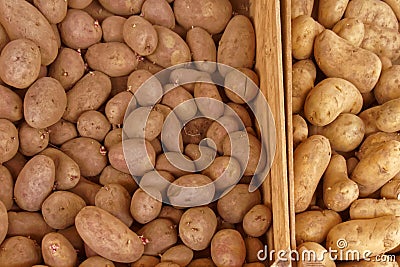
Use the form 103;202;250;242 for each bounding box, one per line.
375;65;400;104
291;0;314;19
358;106;380;136
41;232;77;267
351;140;400;197
376;98;400;133
304;78;363;126
323;154;359;212
332;18;365;47
297;242;336;267
361;24;400;61
383;0;400;21
350;198;400;219
294;135;331;213
356;132;400;160
292;59;317;114
326;216;400;258
314;30;382;93
292;15;324;60
381;177;400;199
318;0;349;29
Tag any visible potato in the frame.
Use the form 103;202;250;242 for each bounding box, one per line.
61;137;107;177
124;107;163;141
224;68;259;104
142;0;175;29
318;0;349;28
85;42;138;77
98;0;144;15
147;26;191;68
137;218;178;256
174;0;232;34
0;236;42;267
18;122;48;156
344;0;398;30
206;116;240;154
0;23;9;52
33;0;67;24
132;255;160;267
375;65;400;104
0;201;7;244
359;106;380;136
77;110;111;142
292;15;324;60
217;15;255;76
381;177;400;200
0;85;22;122
332;18;365;47
244;237;264;263
59;9;102;50
169;68;212;93
41;191;85;230
95;184;133;227
68;0;93;9
194;83;225;119
58;225;84;253
127;70;163;107
105;93;133;126
291;0;314;19
42;232;77;267
297;242;336;267
14;155;55;211
76;206;144;262
186;27;217;73
182;118;212;145
375;98;400;133
49;48;85;90
156;263;180;267
242;204;272;238
292;59;317;114
83;0;114;22
349;199;400;219
304;78;363;126
314;30;382;93
211;229;246;267
188;258;216;267
217;184;261;223
137;58;164;75
323;154;359;212
79;256;115;267
102;16;126;42
7;211;53;242
0;0;58;65
161;245;193;266
202;156;241;193
0;39;41;89
326;215;400;258
0;166;13;210
179;207;217;251
158;206;183;225
68;177;101;206
225;103;252;128
311;113;365;152
130;188;162;224
293;114;308;148
161;85;197;121
48;119;78;146
0;119;18;164
356;132;400;160
295;209;342;245
294;135;331;213
104;128;123;150
99;165;137;194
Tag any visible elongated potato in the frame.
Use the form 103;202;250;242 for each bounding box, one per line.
318;0;349;28
142;0;175;29
294;135;331;213
7;211;54;242
98;0;144;15
186;27;217;73
33;0;68;24
375;65;400;104
0;166;13;210
75;206;144;262
42;232;77;267
0;201;7;245
314;30;382;93
68;177;101;206
0;236;42;267
350;198;400;219
292;59;317;114
0;85;23;122
211;229;246;267
0;119;19;164
381;177;400;200
0;24;9;53
292;15;324;60
361;24;400;61
293;114;308;148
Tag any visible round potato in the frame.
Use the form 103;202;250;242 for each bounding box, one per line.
186;27;217;73
318;0;349;28
332;18;365;47
376;98;400;133
104;128;123;150
161;85;197;121
98;0;144;15
124;107;164;141
18;122;49;157
206;116;240;154
0;85;23;122
211;229;246;267
142;0;175;29
68;177;101;206
0;119;19;163
48;119;78;146
33;0;68;24
202;156;241;193
375;65;400;104
0;236;42;267
130;188;162;224
194;82;224;119
79;256;115;267
77;110;111;142
42;232;77;267
127;69;163;107
99;165;137;194
243;204;272;237
161;245;193;266
102;16;126;42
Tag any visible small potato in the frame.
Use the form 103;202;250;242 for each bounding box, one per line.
194;82;224;119
361;24;400;61
14;155;55;211
376;98;400;133
225;103;252;128
49;48;85;90
202;156;241;193
0;39;41;89
206;116;240;154
293;114;308;148
48;119;77;146
0;119;19;163
0;85;23;122
42;191;86;230
332;18;365;47
0;23;9;52
244;237;264;263
79;256;115;267
158;206;184;225
108;140;150;174
186;27;217;73
350;198;400;219
242;204;272;238
124;107;164;141
68;0;93;9
142;0;175;29
314;30;382;93
85;42;139;77
132;255;160;267
292;15;324;60
297;242;336;267
42;232;77;267
77;110;111;142
127;70;163;107
182;118;213;145
7;211;54;242
292;59;317;114
58;226;84;252
33;0;68;24
18;122;49;156
24;77;67;129
0;165;13;210
95;184;133;227
161;245;193;266
174;0;232;34
105;91;134;126
318;0;349;28
295;210;342;245
188;258;216;267
104;128;123;150
59;9;102;50
224;68;259;104
375;65;400;104
294;135;331;213
162;85;197;121
217;184;261;223
130;188;162;224
359;106;380;136
98;0;144;15
0;236;42;267
137;218;178;256
211;229;246;267
68;177;101;206
99;165;137;194
217;15;255;76
61;137;107;177
146;26;191;68
179;207;217;251
291;0;314;18
0;201;7;244
83;0;114;22
381;177;400;200
102;16;126;42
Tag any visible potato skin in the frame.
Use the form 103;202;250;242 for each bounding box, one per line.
68;177;101;206
376;98;400;133
211;229;246;267
332;18;365;47
42;232;77;267
0;23;9;53
188;258;216;267
297;242;336;267
318;0;349;28
130;188;162;224
0;85;22;122
7;211;54;242
102;16;126;43
186;27;217;73
361;24;400;61
350;199;400;219
0;119;19;163
0;166;13;210
77;110;111;141
142;0;175;29
242;204;272;238
117;139;156;176
132;255;160;267
24;77;67;129
18;122;48;157
291;0;314;19
99;165;137;194
314;30;382;93
0;201;7;244
375;65;400;104
292;59;317;114
0;39;41;89
0;0;58;65
293;114;308;148
79;256;115;267
161;245;193;266
292;15;324;60
75;206;144;262
0;236;42;267
33;0;67;24
48;119;78;146
98;0;144;15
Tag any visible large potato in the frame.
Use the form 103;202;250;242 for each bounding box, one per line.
33;0;68;24
142;0;175;29
0;236;42;267
318;0;349;28
186;27;217;73
0;119;19;163
211;229;246;267
41;232;77;267
7;211;54;242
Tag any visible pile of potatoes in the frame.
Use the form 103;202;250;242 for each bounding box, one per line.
291;0;400;265
0;0;277;266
